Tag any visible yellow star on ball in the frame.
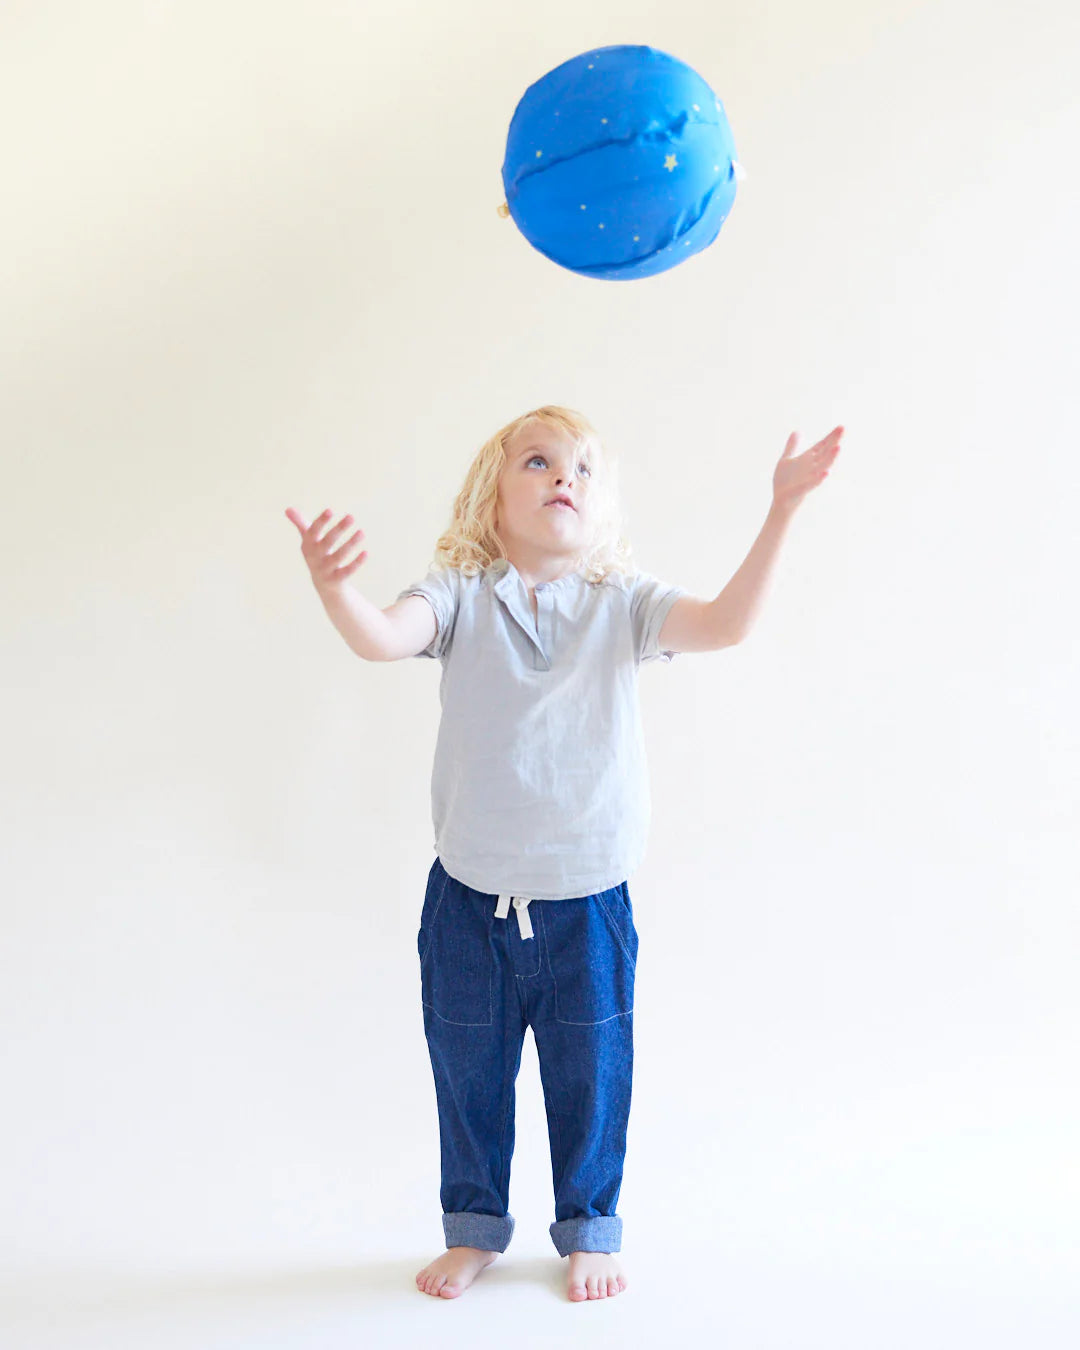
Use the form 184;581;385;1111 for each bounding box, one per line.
664;154;678;171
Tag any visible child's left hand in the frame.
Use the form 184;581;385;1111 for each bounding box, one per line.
772;425;844;512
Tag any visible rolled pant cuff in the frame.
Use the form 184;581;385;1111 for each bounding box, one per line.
442;1211;515;1253
549;1214;622;1257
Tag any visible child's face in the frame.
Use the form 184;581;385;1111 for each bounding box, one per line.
495;425;592;562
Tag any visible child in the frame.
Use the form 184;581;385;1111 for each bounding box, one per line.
285;405;842;1303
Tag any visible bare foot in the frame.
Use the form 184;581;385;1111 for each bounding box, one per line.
415;1246;499;1298
567;1250;627;1301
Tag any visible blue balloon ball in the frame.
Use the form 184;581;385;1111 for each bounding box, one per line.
501;44;741;281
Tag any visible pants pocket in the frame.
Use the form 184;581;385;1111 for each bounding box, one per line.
418;867;493;1027
545;884;637;1026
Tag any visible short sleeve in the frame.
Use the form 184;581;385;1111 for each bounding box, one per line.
393;566;458;660
630;570;686;664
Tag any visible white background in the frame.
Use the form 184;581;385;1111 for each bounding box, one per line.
2;1;1078;1345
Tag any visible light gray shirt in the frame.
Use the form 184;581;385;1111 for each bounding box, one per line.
395;557;685;900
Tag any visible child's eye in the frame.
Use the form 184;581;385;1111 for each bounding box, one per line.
527;455;591;478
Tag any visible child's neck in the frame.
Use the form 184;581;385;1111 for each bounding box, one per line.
511;563;580;593
501;551;581;593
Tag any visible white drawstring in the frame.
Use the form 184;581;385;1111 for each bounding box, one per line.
495;894;535;940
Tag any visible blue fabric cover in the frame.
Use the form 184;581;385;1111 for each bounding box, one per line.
501;44;739;280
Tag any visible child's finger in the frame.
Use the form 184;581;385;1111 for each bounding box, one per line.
322;514;357;548
337;550;368;579
309;509;334;542
325;527;362;562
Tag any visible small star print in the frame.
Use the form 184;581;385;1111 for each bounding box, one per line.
536;150;542;157
664;154;678;171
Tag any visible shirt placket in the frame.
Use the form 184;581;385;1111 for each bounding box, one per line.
531;582;550;670
493;568;551;670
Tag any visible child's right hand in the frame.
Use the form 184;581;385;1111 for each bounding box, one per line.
285;508;368;594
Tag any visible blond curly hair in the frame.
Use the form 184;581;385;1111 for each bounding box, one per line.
430;405;635;584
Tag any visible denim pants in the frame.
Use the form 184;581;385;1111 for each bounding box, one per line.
417;855;637;1258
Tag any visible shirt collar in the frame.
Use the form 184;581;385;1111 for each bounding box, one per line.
486;557;582;596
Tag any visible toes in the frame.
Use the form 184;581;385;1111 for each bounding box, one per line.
416;1270;446;1297
569;1267;627;1299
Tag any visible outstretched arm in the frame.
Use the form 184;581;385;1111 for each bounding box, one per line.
285;506;435;661
657;425;844;652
